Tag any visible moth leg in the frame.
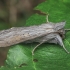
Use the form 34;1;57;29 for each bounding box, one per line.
32;41;44;55
46;14;49;23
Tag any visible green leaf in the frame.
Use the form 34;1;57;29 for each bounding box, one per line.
5;0;70;70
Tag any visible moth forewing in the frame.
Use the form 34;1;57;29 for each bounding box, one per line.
0;23;55;47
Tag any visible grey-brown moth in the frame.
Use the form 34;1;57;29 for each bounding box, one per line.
0;20;69;55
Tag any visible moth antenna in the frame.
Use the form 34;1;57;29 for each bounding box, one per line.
46;14;49;23
32;41;44;55
65;29;70;31
64;29;70;33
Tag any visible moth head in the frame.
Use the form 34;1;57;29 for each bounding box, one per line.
55;21;66;31
55;21;66;38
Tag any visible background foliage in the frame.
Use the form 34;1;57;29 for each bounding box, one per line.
0;0;70;70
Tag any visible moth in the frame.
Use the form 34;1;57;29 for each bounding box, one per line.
0;16;69;55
